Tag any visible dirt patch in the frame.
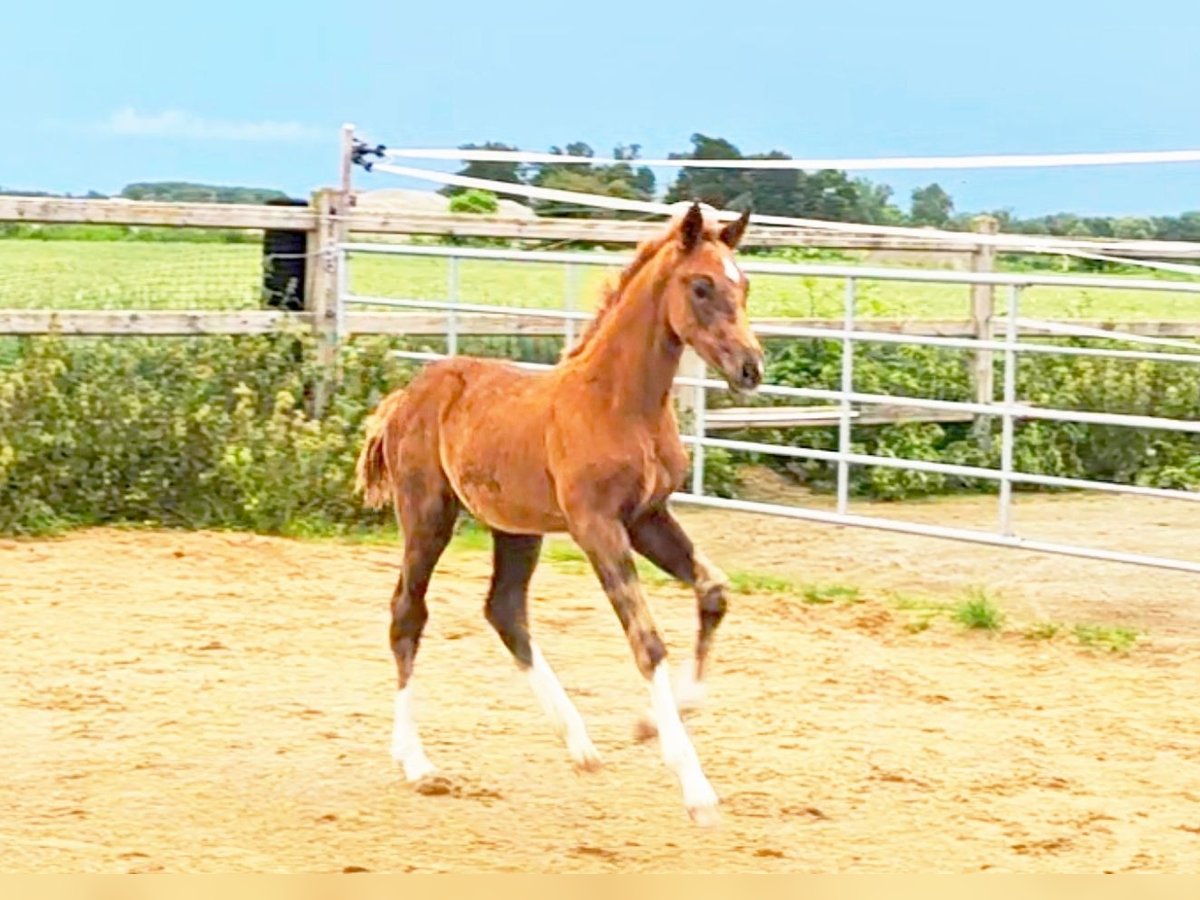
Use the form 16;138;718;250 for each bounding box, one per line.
1;508;1198;872
682;475;1200;641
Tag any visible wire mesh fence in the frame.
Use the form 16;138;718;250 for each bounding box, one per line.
0;240;265;311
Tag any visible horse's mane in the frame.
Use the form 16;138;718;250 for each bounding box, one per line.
565;207;729;360
563;228;672;359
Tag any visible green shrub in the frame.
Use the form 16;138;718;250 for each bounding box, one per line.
448;189;500;215
952;589;1004;631
0;332;405;535
3;328;1197;538
758;337;1200;500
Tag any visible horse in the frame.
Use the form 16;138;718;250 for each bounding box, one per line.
355;201;762;825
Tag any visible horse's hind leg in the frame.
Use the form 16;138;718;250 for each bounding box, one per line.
628;507;729;737
389;477;458;785
484;531;601;773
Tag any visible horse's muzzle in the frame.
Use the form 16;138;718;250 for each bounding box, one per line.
726;351;764;394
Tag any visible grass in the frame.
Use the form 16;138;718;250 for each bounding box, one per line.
800;582;862;605
124;513;1148;656
1024;621;1062;641
891;593;952;613
1073;623;1140;653
3;238;1198;322
0;241;262;310
1026;620;1139;653
234;520;1149;654
892;588;1007;634
952;589;1005;631
729;571;803;596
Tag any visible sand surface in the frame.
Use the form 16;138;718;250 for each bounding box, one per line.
2;495;1198;872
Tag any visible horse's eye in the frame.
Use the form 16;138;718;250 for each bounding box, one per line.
691;278;712;301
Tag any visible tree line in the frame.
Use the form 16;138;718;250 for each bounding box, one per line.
443;133;1200;241
4;144;1197;242
0;182;289;205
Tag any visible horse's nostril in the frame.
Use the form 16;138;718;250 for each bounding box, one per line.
741;358;762;387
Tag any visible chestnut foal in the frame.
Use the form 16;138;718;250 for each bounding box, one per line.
356;202;762;825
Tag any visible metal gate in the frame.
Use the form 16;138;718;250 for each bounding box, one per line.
337;241;1200;574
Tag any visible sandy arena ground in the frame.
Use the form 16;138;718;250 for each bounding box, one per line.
2;493;1199;873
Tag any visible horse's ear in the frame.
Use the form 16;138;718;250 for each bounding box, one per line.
679;201;704;252
719;208;751;249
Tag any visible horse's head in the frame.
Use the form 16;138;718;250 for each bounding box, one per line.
664;202;763;394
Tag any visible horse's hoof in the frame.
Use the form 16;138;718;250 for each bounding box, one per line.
572;753;604;775
633;716;658;743
673;674;707;713
412;774;455;796
688;802;721;828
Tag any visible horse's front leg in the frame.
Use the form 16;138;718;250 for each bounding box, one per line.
566;508;720;826
628;506;729;736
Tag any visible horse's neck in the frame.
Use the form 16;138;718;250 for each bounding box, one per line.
567;277;681;421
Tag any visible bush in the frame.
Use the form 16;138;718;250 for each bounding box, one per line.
0;332;406;535
758;337;1200;500
448;189;499;215
3;330;1196;538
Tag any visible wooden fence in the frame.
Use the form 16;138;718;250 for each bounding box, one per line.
3;192;1200;421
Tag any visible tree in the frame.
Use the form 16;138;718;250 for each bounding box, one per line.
666;136;901;224
439;142;523;197
1112;216;1155;240
612;144;655;198
528;142;655;217
795;169;861;221
665;134;748;208
744;151;799;216
1152;211;1200;241
851;178;904;225
909;183;954;228
119;182;287;204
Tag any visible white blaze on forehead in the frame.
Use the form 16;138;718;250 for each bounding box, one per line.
722;253;743;284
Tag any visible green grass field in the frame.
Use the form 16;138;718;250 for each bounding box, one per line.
2;238;1198;321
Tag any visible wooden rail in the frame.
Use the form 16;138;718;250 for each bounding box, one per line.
0;197;317;230
6;196;1200;257
5;193;1199;425
3;310;1198;338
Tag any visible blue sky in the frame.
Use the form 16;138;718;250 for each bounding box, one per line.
4;0;1198;216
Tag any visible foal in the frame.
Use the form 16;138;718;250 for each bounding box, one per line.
355;202;763;825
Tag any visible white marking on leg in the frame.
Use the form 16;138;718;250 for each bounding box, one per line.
636;657;704;740
527;644;602;771
674;661;707;711
637;554;727;742
391;686;436;782
650;663;719;825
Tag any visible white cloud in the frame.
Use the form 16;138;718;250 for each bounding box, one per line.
99;107;325;142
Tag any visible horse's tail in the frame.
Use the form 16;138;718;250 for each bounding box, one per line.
355;390;407;510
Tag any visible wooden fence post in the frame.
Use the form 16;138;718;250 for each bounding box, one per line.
300;126;357;417
970;215;999;446
306;187;345;417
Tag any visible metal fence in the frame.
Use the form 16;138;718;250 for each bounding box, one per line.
338;241;1200;575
